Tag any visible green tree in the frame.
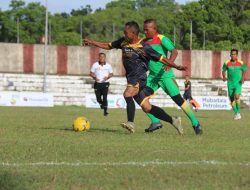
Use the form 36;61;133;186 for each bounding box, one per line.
1;0;250;50
1;0;45;43
71;5;92;16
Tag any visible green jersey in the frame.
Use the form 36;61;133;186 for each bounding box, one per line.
222;59;247;84
143;34;175;78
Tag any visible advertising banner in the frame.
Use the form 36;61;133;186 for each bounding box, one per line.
192;96;231;110
85;94;140;109
0;92;54;107
86;94;231;110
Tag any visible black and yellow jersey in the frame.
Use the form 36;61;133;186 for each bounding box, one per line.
109;37;163;85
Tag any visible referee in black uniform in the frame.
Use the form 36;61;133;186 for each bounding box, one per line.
90;53;113;116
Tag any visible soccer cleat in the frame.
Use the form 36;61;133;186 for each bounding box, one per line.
104;111;109;116
234;113;241;120
120;122;135;133
193;123;203;135
172;117;184;135
237;113;242;120
234;114;237;120
145;122;163;133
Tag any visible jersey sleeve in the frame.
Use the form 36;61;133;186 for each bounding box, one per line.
142;42;163;61
222;63;228;72
242;63;247;72
90;63;96;73
160;35;175;51
110;37;125;49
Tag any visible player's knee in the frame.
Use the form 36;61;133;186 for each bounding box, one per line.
142;106;150;112
141;103;151;113
235;94;240;100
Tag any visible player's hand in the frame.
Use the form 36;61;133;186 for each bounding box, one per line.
241;78;245;84
222;77;227;81
83;39;92;46
177;65;188;71
162;65;171;71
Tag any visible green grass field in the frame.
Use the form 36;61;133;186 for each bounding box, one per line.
0;106;250;190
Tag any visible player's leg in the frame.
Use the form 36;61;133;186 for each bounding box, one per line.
134;86;183;135
145;75;162;130
230;95;238;119
183;93;188;101
228;85;238;119
190;97;200;112
94;82;103;109
160;78;202;135
120;83;139;133
234;84;242;119
142;100;183;135
102;82;110;116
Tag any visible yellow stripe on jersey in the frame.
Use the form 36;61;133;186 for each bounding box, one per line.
158;34;164;40
159;55;164;62
225;59;244;65
238;60;244;64
122;39;143;49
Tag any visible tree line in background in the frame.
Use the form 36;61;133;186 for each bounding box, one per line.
0;0;250;50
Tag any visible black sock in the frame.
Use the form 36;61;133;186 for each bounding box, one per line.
171;94;184;107
104;107;108;114
149;105;172;124
125;97;135;122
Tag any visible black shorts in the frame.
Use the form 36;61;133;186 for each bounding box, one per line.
183;92;192;100
127;73;147;89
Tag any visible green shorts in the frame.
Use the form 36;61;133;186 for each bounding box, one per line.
146;75;180;97
227;82;242;97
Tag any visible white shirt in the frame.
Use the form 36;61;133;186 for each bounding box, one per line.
90;62;113;83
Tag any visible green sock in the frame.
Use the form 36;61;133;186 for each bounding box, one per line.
235;99;241;113
231;101;237;114
146;113;160;124
181;101;199;127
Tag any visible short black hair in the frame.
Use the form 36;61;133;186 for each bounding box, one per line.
99;52;106;56
125;21;140;35
144;19;157;25
231;48;238;55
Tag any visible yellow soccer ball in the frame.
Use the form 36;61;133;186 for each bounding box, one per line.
73;117;90;132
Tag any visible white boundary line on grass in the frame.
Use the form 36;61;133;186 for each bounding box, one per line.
1;160;250;167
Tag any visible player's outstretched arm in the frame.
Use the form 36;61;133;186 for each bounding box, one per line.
83;39;111;50
222;71;227;81
161;57;187;71
242;72;246;84
142;43;186;71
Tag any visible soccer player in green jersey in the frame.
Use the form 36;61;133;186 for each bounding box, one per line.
222;49;247;120
143;19;202;135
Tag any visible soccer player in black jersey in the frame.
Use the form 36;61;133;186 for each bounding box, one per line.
83;21;186;134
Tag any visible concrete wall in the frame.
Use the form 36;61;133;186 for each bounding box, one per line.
0;43;250;79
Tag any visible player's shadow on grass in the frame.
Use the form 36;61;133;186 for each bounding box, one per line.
90;128;121;133
41;127;122;133
41;127;73;132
